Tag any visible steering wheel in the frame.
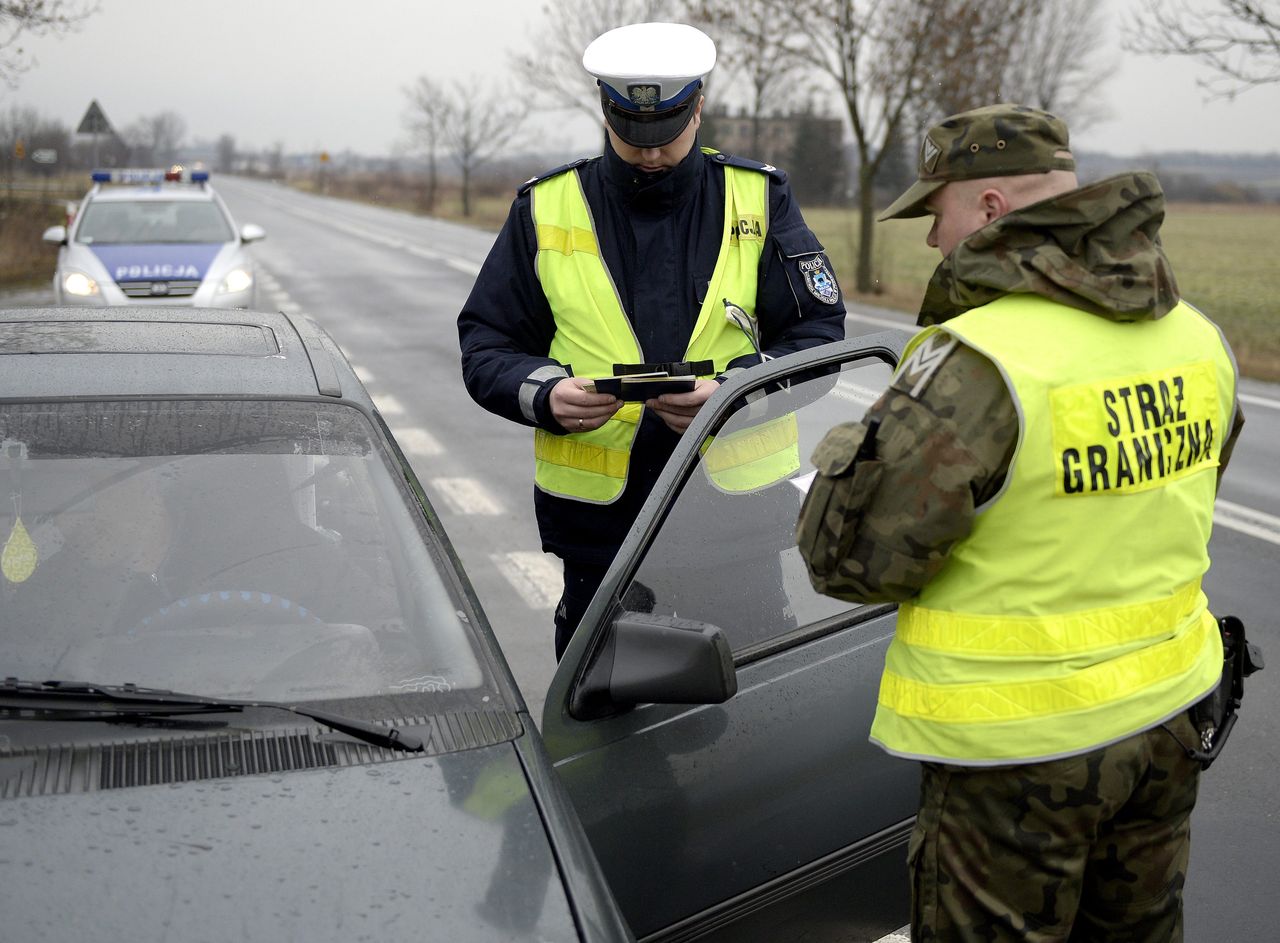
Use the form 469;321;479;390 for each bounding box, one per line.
130;589;325;633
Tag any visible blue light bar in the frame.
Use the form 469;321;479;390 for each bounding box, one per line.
89;168;210;184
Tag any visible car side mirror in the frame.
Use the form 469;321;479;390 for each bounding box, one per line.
240;223;266;243
42;225;66;245
569;611;738;721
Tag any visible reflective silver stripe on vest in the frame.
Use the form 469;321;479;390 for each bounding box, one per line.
520;364;570;423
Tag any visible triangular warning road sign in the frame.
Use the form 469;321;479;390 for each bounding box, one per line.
76;100;113;136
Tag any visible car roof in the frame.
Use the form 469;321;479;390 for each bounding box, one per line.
0;307;371;405
85;185;219;203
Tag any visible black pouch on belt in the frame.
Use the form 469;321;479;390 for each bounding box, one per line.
1185;615;1265;769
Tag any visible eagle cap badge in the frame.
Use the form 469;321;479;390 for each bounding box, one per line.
627;84;661;112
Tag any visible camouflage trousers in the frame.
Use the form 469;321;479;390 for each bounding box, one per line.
909;712;1202;942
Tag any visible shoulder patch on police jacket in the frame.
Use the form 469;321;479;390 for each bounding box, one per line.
517;158;591;196
704;149;788;184
895;332;959;399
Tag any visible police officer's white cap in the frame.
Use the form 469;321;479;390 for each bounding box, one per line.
583;22;716;149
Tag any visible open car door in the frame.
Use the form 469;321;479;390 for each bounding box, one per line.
542;332;920;942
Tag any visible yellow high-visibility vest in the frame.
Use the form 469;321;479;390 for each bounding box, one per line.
871;294;1237;765
530;151;796;503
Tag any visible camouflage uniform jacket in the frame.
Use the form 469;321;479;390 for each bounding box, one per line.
798;171;1246;602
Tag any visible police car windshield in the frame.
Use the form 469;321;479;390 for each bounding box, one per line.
76;200;234;245
0;399;494;708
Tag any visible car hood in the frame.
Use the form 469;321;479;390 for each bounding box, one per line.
0;739;578;942
87;243;226;282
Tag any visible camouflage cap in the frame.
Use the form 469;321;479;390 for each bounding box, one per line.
878;104;1076;221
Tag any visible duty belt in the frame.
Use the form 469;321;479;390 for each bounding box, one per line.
613;360;714;377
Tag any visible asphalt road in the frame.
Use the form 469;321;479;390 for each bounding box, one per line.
17;175;1279;939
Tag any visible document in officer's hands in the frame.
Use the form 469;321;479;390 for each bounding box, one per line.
583;373;696;401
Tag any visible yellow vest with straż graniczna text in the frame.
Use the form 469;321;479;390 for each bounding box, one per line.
871;295;1237;765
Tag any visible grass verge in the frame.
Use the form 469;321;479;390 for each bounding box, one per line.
0;185;76;289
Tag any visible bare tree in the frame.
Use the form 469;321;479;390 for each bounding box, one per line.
510;0;677;128
403;76;448;212
717;0;943;294
267;141;284;179
908;0;1114;152
691;1;810;153
1001;0;1116;128
436;80;527;217
0;0;95;89
1127;0;1280;98
124;110;186;166
913;0;1032;119
215;133;235;173
0;103;65;182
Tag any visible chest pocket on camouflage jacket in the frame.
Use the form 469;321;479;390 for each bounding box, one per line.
796;419;884;597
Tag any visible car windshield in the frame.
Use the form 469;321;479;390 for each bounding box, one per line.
76;199;234;244
0;399;492;705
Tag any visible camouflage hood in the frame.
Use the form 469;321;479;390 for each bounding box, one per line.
917;171;1180;327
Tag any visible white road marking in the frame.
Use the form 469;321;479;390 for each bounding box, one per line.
238;189;485;278
393;426;443;457
491;551;561;610
1239;391;1280;411
847;311;914;331
831;376;884;408
406;243;483;276
430;477;503;515
445;257;482;276
352;365;375;385
872;929;910;943
790;469;817;495
371;393;405;416
256;263;305;321
1215;499;1280;546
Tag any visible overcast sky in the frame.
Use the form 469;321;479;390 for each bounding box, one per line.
7;0;1280;159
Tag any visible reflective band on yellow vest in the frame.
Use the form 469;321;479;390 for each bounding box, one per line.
870;295;1237;765
700;413;800;493
530;151;797;503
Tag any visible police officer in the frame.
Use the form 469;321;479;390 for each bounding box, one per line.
796;104;1246;940
459;22;845;659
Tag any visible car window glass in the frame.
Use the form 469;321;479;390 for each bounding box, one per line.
626;356;894;654
76;200;234;244
0;400;491;705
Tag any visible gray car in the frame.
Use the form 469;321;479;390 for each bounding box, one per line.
0;307;916;942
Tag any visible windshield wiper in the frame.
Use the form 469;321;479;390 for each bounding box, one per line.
0;678;425;753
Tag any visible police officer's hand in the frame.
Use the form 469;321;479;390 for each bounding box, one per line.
549;378;620;434
647;380;720;434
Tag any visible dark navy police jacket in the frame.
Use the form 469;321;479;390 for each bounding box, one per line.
458;138;846;565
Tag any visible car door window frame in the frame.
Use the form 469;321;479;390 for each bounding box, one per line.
555;330;910;707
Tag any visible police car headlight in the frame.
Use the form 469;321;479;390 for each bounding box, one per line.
62;271;100;297
218;268;253;294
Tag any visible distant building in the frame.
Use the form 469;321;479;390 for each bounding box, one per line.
702;105;847;206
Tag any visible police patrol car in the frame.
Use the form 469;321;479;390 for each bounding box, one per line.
41;168;265;307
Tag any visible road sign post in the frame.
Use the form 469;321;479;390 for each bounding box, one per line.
76;100;114;168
